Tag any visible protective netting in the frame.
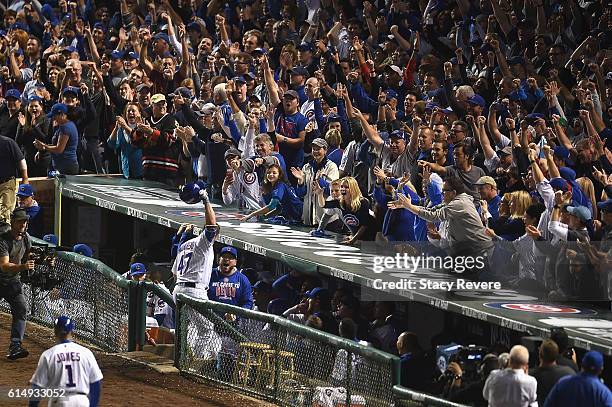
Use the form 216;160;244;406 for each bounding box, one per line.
0;255;129;352
176;298;398;406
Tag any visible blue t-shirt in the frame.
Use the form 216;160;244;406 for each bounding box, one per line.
208;268;253;309
275;106;308;169
51;121;79;171
544;372;612;407
108;127;143;179
488;194;501;221
263;182;303;221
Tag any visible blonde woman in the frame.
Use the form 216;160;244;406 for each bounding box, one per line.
325;128;343;167
489;191;531;240
576;177;597;220
320;177;375;244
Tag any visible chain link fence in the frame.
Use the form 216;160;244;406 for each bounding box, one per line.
0;238;132;352
175;293;400;406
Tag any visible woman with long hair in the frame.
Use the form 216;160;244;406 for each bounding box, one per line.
107;102;144;179
576;177;597;220
15;95;51;176
324;177;376;244
488;190;531;241
241;164;303;222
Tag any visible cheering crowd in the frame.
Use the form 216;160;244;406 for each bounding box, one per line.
0;0;610;303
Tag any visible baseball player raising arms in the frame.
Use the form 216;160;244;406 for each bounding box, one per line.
29;316;102;407
173;182;221;359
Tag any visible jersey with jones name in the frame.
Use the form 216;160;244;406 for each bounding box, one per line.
172;228;217;286
30;341;103;394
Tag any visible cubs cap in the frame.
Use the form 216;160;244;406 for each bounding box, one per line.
475;176;497;188
385;89;398;101
55;316;75;333
566;205;591;223
151;94;166;104
47;103;68;117
306;287;330;302
110;50;125;60
220;246;238;258
73;243;93;257
129;262;147;276
582;351;604;371
17;184;34;197
126;51;139;60
389;130;407;140
232;76;247;84
5;88;21;100
553;146;574;166
297;43;314;52
169;86;193;99
62;86;80;96
288;66;308;76
467;94;486;107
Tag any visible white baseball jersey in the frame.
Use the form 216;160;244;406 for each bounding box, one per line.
222;159;263;211
172;227;217;286
30;341;103;396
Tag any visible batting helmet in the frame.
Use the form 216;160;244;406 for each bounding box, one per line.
179;181;208;204
55;316;75;333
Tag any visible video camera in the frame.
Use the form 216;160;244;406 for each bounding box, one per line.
437;344;489;384
20;246;62;290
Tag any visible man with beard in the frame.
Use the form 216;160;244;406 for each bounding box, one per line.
208;246;254;316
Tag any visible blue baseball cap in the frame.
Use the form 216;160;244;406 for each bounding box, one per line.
220;246;238;258
598;199;612;212
306;287;330;300
62;45;77;54
126;51;139;60
5;89;21;100
389;130;407;140
253;280;272;292
251;47;267;55
129;262;147;276
153;32;170;43
11;22;29;32
526;113;545;120
93;21;104;29
549;177;570;192
73;243;93;257
186;21;202;33
54;316;75;333
47;103;68;117
467;94;486;108
62;86;79;96
288;66;308;76
28;95;43;104
43;234;59;245
111;50;125;60
385;89;398;101
232;76;247;84
17;184;34;197
559;166;577;182
582;351;604;371
553;146;574;166
425;101;439;111
297;42;314;52
566;205;591;222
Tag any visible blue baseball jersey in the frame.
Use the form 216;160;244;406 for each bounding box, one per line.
208;268;254;309
263;182;304;221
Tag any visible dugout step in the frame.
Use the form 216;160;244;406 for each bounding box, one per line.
119;348;178;374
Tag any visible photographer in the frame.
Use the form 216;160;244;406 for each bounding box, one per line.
0;208;34;360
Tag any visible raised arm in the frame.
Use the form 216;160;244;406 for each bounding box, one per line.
353;108;383;148
139;39;154;75
261;55;280;107
475;115;495;160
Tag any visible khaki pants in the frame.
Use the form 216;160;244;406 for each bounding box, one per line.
0;178;16;225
